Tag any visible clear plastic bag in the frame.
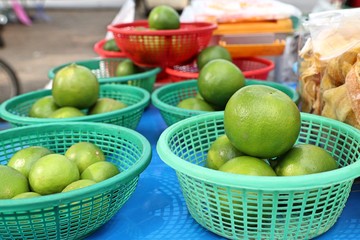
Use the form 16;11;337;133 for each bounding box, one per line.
307;8;360;60
298;8;360;129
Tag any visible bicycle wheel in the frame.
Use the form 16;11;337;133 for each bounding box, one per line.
0;59;20;103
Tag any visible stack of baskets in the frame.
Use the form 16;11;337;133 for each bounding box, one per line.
0;39;159;240
107;20;278;84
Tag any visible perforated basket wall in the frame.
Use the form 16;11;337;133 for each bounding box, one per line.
165;57;275;82
151;79;299;126
0;84;150;129
157;111;360;239
0;122;151;240
48;58;161;92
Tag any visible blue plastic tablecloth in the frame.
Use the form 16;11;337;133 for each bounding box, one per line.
85;105;360;240
1;105;359;239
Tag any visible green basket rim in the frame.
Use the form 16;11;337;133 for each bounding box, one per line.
0;122;152;211
151;79;300;115
151;79;209;115
47;58;161;83
0;84;150;125
157;111;360;190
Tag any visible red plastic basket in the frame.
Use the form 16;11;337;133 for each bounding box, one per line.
93;39;127;58
165;57;275;82
107;20;217;68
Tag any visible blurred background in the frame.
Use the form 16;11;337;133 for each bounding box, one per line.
0;0;356;95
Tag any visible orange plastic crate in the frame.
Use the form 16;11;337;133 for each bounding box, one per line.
213;19;293;57
219;39;286;57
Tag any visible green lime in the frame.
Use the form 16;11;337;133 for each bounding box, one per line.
206;135;243;170
219;156;277;176
198;59;245;108
65;142;106;173
0;165;29;199
224;85;301;159
7;146;53;178
177;97;215;111
62;179;97;192
103;39;120;51
52;63;99;109
81;161;120;183
275;144;338;176
29;96;59;118
49;107;85;118
12;192;41;199
115;59;140;76
88;98;127;115
197;45;232;70
148;5;180;30
28;154;80;195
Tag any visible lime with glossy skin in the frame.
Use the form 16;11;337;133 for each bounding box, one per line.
88;98;127;115
177;97;215;111
62;179;97;192
219;156;277;176
0;165;29;199
224;85;301;159
275;144;338;176
115;59;140;77
49;107;85;118
206;135;243;170
148;5;180;30
52;63;99;109
198;59;245;108
12;192;41;199
81;161;120;183
65;142;106;173
197;45;232;70
29;96;59;118
7;146;53;178
29;154;80;195
103;39;120;51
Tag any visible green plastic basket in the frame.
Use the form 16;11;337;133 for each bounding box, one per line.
151;79;300;126
157;111;360;239
0;84;150;129
0;122;151;240
47;58;161;92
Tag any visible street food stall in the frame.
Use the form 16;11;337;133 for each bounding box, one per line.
0;1;360;239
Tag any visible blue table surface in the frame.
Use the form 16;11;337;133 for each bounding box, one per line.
1;105;360;239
